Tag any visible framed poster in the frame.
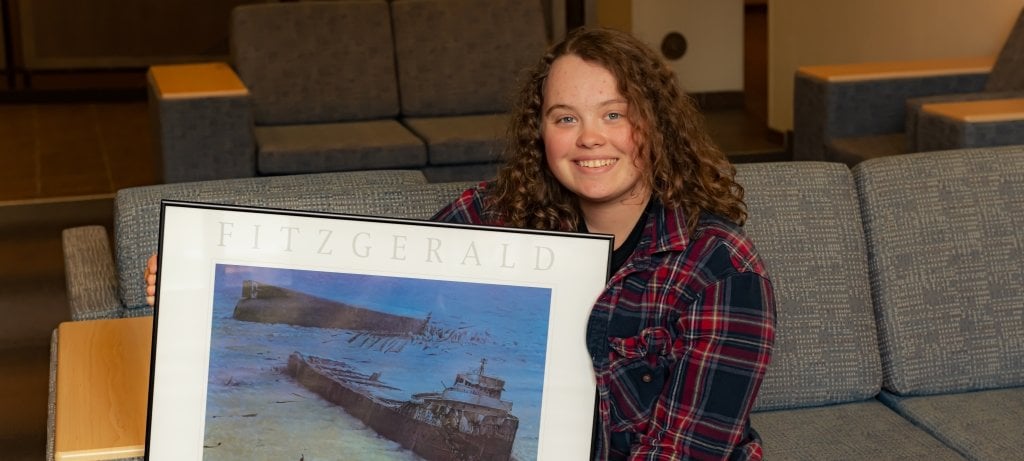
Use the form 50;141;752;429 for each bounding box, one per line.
147;201;612;461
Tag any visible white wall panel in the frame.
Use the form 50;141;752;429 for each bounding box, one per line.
632;0;743;93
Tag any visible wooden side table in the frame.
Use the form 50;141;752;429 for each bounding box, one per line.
54;316;152;461
146;62;256;183
916;98;1024;152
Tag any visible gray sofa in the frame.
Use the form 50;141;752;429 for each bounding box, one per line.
49;145;1024;460
150;0;547;184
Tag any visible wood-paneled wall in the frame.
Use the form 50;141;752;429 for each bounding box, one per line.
16;0;262;70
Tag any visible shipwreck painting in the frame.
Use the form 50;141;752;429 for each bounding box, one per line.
148;202;610;460
202;264;552;461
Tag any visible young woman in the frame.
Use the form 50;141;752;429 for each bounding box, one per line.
147;27;775;460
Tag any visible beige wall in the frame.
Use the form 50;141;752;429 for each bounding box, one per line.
592;0;744;93
769;0;1024;132
633;0;744;93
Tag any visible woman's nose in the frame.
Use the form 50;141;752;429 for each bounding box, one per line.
576;123;605;148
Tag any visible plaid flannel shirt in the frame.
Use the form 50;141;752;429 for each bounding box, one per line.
432;183;776;460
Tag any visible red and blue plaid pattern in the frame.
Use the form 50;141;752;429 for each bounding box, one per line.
433;184;776;460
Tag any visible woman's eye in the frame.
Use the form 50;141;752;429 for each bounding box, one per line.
608;112;623;120
556;115;575;124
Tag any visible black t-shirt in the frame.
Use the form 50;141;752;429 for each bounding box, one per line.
580;199;651;274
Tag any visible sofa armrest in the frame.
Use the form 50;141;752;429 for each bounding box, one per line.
793;57;994;161
62;226;124;321
148;62;256;183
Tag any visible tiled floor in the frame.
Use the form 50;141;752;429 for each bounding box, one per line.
0;99;785;459
0;101;160;202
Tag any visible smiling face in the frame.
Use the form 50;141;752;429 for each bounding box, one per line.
541;55;649;211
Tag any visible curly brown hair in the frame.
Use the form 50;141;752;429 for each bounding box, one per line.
487;27;746;235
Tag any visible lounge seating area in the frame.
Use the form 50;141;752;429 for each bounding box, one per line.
50;145;1024;460
6;1;1024;459
792;7;1024;165
149;0;547;184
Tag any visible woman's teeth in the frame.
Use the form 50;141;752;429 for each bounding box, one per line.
577;159;616;168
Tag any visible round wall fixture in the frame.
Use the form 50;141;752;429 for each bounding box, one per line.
660;32;687;60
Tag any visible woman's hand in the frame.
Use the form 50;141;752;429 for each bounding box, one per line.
145;253;158;306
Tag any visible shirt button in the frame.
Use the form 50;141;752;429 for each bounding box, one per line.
641;373;653;383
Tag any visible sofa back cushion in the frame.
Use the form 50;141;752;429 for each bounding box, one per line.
113;171;476;310
986;6;1024;92
390;0;547;117
230;1;400;125
854;145;1024;395
737;162;882;411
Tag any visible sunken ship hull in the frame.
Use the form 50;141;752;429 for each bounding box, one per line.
233;280;428;334
286;353;518;461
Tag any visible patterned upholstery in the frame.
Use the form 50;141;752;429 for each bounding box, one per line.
986;6;1024;92
390;0;547;167
792;72;986;163
61;226;121;320
228;1;428;174
736;162;881;411
880;388;1024;461
254;120;427;174
231;1;399;125
752;400;963;459
401;114;508;165
148;86;256;182
854;145;1024;396
905;90;1024;152
390;0;547;117
916;112;1024;152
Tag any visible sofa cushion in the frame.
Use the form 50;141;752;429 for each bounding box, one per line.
751;400;963;460
879;387;1024;461
736;162;881;411
254;120;426;175
113;171;466;310
231;1;400;125
402;114;507;165
854;145;1024;395
390;0;547;117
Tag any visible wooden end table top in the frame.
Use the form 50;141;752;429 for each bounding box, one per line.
55;316;152;461
920;98;1024;123
797;56;994;83
147;62;248;99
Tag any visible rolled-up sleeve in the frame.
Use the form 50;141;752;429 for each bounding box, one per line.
631;272;775;461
